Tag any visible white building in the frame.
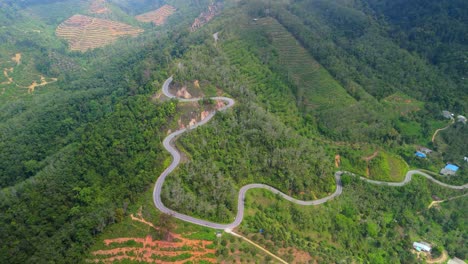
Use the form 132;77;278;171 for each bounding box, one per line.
413;242;431;252
457;115;467;124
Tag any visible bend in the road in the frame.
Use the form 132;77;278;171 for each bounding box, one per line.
153;76;468;231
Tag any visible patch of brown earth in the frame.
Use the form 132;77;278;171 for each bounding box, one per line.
193;80;200;89
190;3;221;32
130;212;159;230
91;214;216;263
188;118;197;127
362;151;379;162
56;14;143;52
425;250;448;264
27;76;58;93
135;5;176;26
200;110;210;121
335;154;341;168
176;86;192;99
215;100;225;110
11;53;21;65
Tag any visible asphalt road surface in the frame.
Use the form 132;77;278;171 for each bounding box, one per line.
153;76;468;230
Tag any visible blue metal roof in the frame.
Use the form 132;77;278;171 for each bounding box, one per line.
415;152;427;158
445;164;459;171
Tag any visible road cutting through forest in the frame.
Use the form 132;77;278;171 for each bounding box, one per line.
153;76;468;232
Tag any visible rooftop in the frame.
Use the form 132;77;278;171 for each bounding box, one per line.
445;164;460;171
415;151;427;158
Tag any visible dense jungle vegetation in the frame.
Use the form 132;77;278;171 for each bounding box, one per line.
0;0;466;263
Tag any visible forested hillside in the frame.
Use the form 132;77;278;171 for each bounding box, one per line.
0;0;466;263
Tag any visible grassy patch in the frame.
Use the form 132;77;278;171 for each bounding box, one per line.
368;151;408;181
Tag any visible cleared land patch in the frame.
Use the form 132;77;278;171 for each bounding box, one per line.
89;0;110;14
26;75;58;93
1;53;57;95
191;3;221;32
90;214;216;263
135;5;176;26
56;14;143;52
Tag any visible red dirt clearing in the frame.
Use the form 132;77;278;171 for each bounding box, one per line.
90;214;216;263
135;5;176;26
91;234;215;263
56;14;143;52
191;3;221;32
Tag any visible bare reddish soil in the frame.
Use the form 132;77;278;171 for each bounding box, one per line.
191;3;221;32
56;14;143;51
90;214;216;263
136;5;176;26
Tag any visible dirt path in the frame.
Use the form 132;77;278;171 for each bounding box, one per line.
426;250;448;264
130;213;159;230
12;53;21;65
428;193;468;209
335;154;341;168
363;151;379;162
1;53;57;94
432;120;454;143
226;229;287;264
2;67;13;85
363;151;378;176
27;76;58;93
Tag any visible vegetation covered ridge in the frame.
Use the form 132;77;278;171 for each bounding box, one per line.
154;76;468;230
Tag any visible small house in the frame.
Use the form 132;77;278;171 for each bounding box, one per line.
419;147;433;154
457;115;467;124
440;164;460;176
413;242;431;252
415;151;427;158
442;110;454;119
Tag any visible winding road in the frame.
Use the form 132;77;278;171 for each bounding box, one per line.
153;76;468;231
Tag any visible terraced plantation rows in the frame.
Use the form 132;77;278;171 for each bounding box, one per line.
221;40;304;128
135;5;176;26
256;17;355;112
56;14;143;52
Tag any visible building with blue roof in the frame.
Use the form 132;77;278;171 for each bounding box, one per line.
445;164;459;171
415;151;427;158
440;164;460;176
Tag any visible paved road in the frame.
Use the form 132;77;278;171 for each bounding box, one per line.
153;77;468;230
